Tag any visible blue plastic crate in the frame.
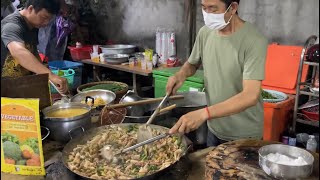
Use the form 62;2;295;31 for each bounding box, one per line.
49;60;83;90
50;69;75;93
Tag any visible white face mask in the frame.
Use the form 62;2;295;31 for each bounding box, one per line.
202;4;233;30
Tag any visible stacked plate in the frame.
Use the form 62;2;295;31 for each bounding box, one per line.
101;54;130;64
99;44;137;65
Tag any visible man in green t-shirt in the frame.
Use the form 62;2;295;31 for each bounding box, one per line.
167;0;268;146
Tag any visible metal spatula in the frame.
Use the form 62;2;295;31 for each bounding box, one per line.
137;93;170;143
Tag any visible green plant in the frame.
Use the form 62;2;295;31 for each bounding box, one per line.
3;141;22;161
83;84;124;92
1;132;20;144
261;90;277;99
22;138;39;154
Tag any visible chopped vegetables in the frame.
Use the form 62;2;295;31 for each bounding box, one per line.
261;90;277;99
83;84;124;93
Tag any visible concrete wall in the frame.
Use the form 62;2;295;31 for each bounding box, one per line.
88;0;319;60
89;0;192;59
195;0;319;46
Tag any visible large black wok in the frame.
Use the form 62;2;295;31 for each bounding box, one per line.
62;123;189;180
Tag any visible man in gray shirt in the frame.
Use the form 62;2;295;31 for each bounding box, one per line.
1;0;68;93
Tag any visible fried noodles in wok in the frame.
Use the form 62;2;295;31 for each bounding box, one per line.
67;125;185;179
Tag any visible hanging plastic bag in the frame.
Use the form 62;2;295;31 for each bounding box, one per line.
56;16;75;47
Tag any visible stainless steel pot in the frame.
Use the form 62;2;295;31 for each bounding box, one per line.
42;103;92;143
100;44;136;55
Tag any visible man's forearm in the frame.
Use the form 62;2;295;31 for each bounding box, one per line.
175;61;198;79
11;47;51;75
207;91;259;120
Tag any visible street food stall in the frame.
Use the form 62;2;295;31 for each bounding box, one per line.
1;0;319;180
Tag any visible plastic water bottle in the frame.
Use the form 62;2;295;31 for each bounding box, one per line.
288;127;296;146
168;30;176;57
160;30;168;64
166;30;171;57
155;28;162;58
306;135;317;152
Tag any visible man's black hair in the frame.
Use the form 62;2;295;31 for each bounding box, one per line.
24;0;60;15
221;0;240;13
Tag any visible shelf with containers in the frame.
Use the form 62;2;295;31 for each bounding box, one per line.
292;35;319;132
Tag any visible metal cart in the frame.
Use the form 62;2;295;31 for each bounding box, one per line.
292;35;319;132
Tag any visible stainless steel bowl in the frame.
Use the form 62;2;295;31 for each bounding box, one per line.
102;54;129;64
100;44;136;55
259;144;314;179
119;90;146;116
70;89;116;107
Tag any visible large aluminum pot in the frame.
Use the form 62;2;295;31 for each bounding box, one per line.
100;44;136;55
259;144;314;179
42;103;92;143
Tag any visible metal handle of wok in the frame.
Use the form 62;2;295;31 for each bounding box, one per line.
119;133;169;154
145;93;170;125
68;126;85;139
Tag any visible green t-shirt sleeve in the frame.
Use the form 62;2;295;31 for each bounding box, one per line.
188;28;205;65
243;37;268;80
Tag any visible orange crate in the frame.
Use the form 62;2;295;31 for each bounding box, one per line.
262;44;309;142
262;44;308;94
263;94;295;141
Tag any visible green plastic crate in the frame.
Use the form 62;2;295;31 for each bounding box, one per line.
50;69;75;93
153;67;204;97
